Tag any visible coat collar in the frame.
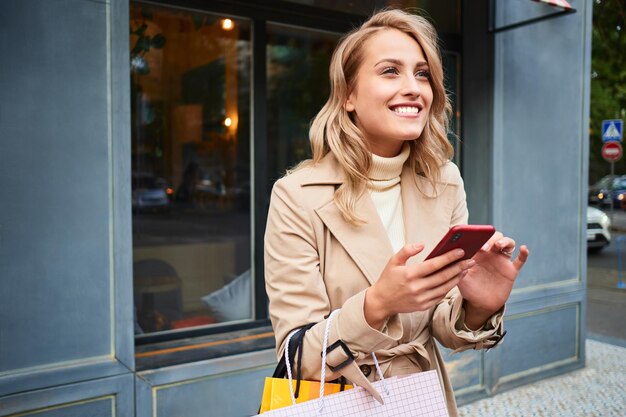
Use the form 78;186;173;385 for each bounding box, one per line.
299;151;461;187
299;153;345;186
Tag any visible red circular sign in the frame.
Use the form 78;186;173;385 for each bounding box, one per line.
602;142;622;162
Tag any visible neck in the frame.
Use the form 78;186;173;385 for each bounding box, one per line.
368;141;405;158
368;143;410;181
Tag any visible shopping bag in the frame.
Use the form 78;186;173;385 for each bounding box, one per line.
257;370;448;417
259;376;353;412
258;321;352;413
255;310;449;416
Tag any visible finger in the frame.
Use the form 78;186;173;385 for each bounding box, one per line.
421;273;463;307
494;237;516;252
481;231;504;252
424;259;475;288
391;243;424;266
494;237;516;257
512;245;529;270
420;248;467;275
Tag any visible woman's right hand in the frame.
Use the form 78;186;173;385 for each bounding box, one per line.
364;243;475;329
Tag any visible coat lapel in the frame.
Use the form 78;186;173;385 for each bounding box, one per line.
315;190;394;286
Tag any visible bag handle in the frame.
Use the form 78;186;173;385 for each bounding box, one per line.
257;324;314;414
318;310;389;413
284;329;300;405
273;323;315;379
284;310;390;413
317;309;340;411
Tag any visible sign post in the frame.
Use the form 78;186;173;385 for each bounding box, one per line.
601;119;624;224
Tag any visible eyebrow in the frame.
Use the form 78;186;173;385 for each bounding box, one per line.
374;58;429;68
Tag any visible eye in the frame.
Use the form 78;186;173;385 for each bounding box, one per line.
381;66;399;75
415;69;431;79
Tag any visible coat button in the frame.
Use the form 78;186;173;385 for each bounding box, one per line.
359;364;371;377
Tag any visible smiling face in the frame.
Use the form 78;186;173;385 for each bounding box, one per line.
345;28;433;157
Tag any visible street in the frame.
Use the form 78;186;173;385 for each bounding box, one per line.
587;208;626;344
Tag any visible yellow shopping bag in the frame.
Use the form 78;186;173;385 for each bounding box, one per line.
259;377;353;413
258;322;352;413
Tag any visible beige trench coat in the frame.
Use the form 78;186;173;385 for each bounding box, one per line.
264;153;504;416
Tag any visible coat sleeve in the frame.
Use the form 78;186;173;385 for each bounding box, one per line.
265;178;403;381
430;163;506;351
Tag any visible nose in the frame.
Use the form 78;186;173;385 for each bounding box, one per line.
401;74;421;97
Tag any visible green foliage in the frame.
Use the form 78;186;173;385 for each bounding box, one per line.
590;0;626;183
130;21;167;76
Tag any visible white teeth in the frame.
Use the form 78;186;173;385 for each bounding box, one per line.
393;106;420;114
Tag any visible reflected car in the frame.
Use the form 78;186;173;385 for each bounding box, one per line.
132;175;173;211
587;206;611;253
588;175;626;208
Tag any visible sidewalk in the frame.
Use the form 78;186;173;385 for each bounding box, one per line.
458;339;626;417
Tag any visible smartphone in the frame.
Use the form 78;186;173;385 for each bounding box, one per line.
424;225;496;261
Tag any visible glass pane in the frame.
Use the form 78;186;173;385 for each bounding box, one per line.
266;24;341;186
284;1;460;34
130;3;252;335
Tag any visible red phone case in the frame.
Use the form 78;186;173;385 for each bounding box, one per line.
425;225;496;261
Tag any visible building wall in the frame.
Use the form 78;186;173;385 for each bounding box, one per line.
459;0;592;400
0;0;592;416
0;0;135;415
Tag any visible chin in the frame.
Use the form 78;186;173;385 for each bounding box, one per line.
398;131;424;141
397;127;426;139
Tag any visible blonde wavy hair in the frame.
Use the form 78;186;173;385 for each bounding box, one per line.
297;9;453;225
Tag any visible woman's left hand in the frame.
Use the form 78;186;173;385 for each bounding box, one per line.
457;231;529;329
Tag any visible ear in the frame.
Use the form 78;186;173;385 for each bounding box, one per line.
344;96;355;112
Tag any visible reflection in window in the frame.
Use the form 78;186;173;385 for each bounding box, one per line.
130;3;251;335
442;52;461;163
266;24;341;186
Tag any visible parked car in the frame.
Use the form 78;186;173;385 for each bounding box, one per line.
132;174;173;211
588;175;626;208
587;206;611;253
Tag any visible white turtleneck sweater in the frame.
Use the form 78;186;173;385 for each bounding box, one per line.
367;144;411;253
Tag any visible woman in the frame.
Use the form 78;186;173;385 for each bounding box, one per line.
264;9;529;416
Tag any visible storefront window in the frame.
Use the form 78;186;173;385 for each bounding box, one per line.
130;3;252;335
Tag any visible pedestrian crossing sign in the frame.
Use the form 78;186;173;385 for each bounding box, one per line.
602;119;623;142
